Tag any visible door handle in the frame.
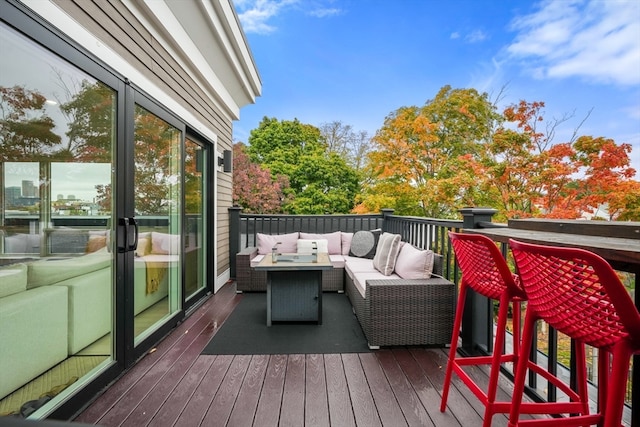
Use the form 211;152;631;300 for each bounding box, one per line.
117;217;139;253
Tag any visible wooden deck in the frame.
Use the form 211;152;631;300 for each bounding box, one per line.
74;282;525;427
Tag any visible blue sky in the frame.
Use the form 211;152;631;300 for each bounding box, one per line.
232;0;640;177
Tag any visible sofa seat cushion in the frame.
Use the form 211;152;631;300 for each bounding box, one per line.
329;254;346;269
250;254;265;268
351;270;401;298
0;263;28;298
344;256;375;276
345;256;401;297
27;248;111;289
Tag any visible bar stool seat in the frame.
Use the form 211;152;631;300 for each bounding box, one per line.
509;239;640;427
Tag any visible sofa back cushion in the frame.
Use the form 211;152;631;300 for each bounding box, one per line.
372;233;402;276
394;243;434;279
299;231;342;254
341;232;353;255
27;249;111;288
0;263;28;298
257;232;299;255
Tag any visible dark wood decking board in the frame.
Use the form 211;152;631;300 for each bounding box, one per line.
74;282;537;426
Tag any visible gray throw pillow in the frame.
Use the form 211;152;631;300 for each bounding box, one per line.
348;229;381;259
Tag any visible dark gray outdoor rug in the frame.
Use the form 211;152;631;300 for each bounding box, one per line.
201;292;371;355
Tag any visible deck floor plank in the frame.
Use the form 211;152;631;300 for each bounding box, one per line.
146;355;216;427
253;354;287;427
304;354;330;427
226;354;269;427
392;348;460;426
173;355;233;426
201;355;252;426
324;354;356;427
359;352;408;427
375;350;434;427
279;354;306;426
341;353;382;427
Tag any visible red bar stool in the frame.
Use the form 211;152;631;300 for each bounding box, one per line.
509;239;640;427
440;232;528;426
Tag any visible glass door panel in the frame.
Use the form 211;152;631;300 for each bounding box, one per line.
133;105;181;343
0;20;115;416
184;138;207;301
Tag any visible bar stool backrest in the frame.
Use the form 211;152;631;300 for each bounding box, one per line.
449;232;524;300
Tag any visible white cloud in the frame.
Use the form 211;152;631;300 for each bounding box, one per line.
466;29;488;43
507;0;640;86
234;0;342;34
234;0;298;34
450;32;460;40
308;8;342;18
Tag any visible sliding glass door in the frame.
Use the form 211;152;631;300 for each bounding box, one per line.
132;105;182;344
0;20;116;415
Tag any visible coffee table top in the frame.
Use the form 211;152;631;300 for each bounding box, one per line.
255;252;332;271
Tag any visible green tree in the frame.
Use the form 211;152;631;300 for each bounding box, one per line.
246;117;359;214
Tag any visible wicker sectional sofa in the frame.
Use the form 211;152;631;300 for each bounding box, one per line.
235;231;456;348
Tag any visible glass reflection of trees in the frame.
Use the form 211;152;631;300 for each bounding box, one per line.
134;106;181;216
0;82;114;162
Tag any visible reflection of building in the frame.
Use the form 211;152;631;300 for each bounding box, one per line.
5;186;21;205
4;186;39;207
21;180;37;197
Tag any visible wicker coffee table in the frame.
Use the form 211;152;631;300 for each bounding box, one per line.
254;252;332;326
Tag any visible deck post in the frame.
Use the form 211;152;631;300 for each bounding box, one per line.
229;205;242;278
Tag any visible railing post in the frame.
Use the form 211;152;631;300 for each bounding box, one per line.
229;205;242;278
458;208;498;354
459;207;498;229
381;208;394;232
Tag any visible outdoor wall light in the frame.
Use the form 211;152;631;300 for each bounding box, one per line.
218;149;232;173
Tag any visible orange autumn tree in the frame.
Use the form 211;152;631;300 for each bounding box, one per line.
474;100;638;220
357;86;500;217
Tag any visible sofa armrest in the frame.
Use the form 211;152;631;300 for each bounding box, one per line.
236;246;258;291
364;277;456;346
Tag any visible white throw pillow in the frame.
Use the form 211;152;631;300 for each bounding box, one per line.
394;243;434;279
372;233;402;276
300;231;341;254
151;232;180;255
297;239;329;254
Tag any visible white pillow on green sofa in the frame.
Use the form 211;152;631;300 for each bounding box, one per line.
0;263;28;298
